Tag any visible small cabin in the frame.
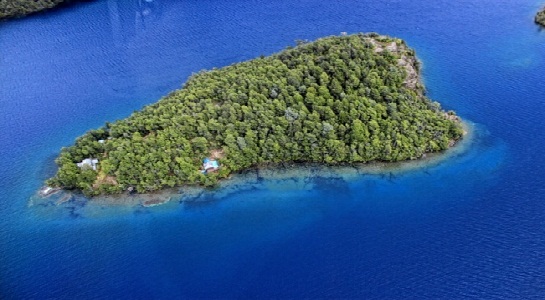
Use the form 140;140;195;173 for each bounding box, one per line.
77;158;99;171
202;158;219;173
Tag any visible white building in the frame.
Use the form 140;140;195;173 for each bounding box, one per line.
77;158;99;171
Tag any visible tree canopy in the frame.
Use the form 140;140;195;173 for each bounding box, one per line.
47;33;464;196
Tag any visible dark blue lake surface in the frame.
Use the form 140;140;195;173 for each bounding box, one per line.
2;0;545;298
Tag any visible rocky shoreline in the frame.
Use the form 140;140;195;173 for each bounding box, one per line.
0;0;80;20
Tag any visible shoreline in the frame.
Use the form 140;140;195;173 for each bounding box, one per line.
0;0;81;20
30;120;475;209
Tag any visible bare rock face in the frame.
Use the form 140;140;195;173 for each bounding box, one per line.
364;36;420;90
398;55;420;90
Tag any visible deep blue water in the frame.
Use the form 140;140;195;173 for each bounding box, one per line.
2;0;545;298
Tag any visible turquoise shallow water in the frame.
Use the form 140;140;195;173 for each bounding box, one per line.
1;0;545;298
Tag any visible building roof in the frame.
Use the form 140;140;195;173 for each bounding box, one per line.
203;158;219;171
77;158;99;170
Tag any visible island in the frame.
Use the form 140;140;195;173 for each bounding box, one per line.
0;0;77;19
536;6;545;27
46;33;464;196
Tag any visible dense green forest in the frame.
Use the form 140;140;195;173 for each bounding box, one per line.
537;7;545;27
0;0;77;19
47;34;464;196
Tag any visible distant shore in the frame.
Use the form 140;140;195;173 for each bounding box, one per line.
536;6;545;27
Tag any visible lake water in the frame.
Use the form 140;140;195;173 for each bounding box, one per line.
1;0;545;298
